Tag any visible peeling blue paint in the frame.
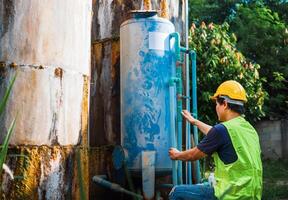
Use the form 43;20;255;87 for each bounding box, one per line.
120;13;175;172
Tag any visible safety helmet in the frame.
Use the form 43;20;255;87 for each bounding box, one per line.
211;80;247;103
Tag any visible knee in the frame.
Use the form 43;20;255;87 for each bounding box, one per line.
168;186;183;200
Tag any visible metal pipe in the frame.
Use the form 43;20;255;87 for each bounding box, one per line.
176;60;183;185
169;33;181;60
169;82;178;185
185;0;192;185
190;51;201;183
169;32;182;185
92;176;143;199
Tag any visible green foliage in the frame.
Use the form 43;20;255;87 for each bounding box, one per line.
266;0;288;24
189;22;266;124
229;3;288;119
0;74;17;176
188;0;242;25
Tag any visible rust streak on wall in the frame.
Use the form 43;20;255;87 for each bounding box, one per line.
81;75;89;146
90;39;120;146
1;145;94;199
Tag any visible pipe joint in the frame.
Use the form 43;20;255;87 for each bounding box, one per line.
169;77;180;85
189;51;196;60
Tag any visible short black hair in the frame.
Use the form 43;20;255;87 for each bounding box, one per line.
216;97;245;114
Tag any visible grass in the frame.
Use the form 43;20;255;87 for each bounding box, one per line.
262;159;288;200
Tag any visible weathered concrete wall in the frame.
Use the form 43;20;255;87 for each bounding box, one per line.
0;67;88;146
90;40;120;146
0;0;91;198
90;0;185;146
2;146;89;200
0;0;91;75
92;0;184;41
256;119;288;159
0;0;91;145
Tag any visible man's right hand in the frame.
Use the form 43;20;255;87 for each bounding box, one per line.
181;110;197;125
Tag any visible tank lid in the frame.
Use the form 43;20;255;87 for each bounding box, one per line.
129;10;158;19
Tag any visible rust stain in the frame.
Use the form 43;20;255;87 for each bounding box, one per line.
143;0;152;10
90;40;120;146
81;75;89;146
10;62;17;68
54;67;63;79
94;43;103;70
160;0;169;19
0;61;6;68
1;145;90;199
111;41;120;81
78;75;90;199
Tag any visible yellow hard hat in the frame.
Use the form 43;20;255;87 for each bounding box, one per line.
211;80;247;102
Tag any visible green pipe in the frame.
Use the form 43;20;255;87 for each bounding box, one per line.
185;53;192;185
169;33;181;60
92;176;143;199
169;81;178;185
170;32;184;185
190;51;201;183
169;32;183;185
176;60;183;185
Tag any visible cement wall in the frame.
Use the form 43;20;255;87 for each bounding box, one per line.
92;0;184;41
256;119;288;160
0;0;91;198
0;0;92;145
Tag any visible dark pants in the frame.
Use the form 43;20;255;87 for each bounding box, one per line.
169;184;217;200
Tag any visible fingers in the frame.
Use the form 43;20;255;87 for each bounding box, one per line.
169;148;179;160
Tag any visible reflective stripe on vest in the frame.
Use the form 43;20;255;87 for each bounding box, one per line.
213;116;262;200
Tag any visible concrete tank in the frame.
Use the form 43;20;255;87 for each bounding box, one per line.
0;0;91;145
0;0;91;198
120;11;175;173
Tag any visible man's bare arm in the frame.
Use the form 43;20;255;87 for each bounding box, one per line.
169;147;207;161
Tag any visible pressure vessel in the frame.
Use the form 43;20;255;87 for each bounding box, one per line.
120;11;176;173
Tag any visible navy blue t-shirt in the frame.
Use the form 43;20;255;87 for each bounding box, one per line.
197;124;238;164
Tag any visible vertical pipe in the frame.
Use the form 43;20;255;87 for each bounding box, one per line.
169;83;177;185
176;60;183;185
169;33;182;184
185;0;192;185
191;51;201;183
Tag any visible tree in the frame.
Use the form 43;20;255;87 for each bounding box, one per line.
188;0;242;25
189;22;266;125
266;0;288;24
229;3;288;119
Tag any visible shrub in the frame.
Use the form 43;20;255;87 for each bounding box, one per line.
189;22;266;125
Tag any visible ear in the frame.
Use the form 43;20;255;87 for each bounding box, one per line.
223;100;229;109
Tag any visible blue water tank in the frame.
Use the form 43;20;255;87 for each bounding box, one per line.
120;11;176;173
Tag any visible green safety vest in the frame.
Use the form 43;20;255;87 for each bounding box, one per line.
213;116;262;200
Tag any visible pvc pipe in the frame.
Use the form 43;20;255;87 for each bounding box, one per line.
92;176;143;199
169;83;177;185
169;32;182;185
190;51;201;183
185;0;192;185
176;60;183;185
169;33;180;60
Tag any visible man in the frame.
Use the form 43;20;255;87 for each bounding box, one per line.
169;80;262;200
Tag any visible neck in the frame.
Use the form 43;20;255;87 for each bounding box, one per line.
223;110;240;121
